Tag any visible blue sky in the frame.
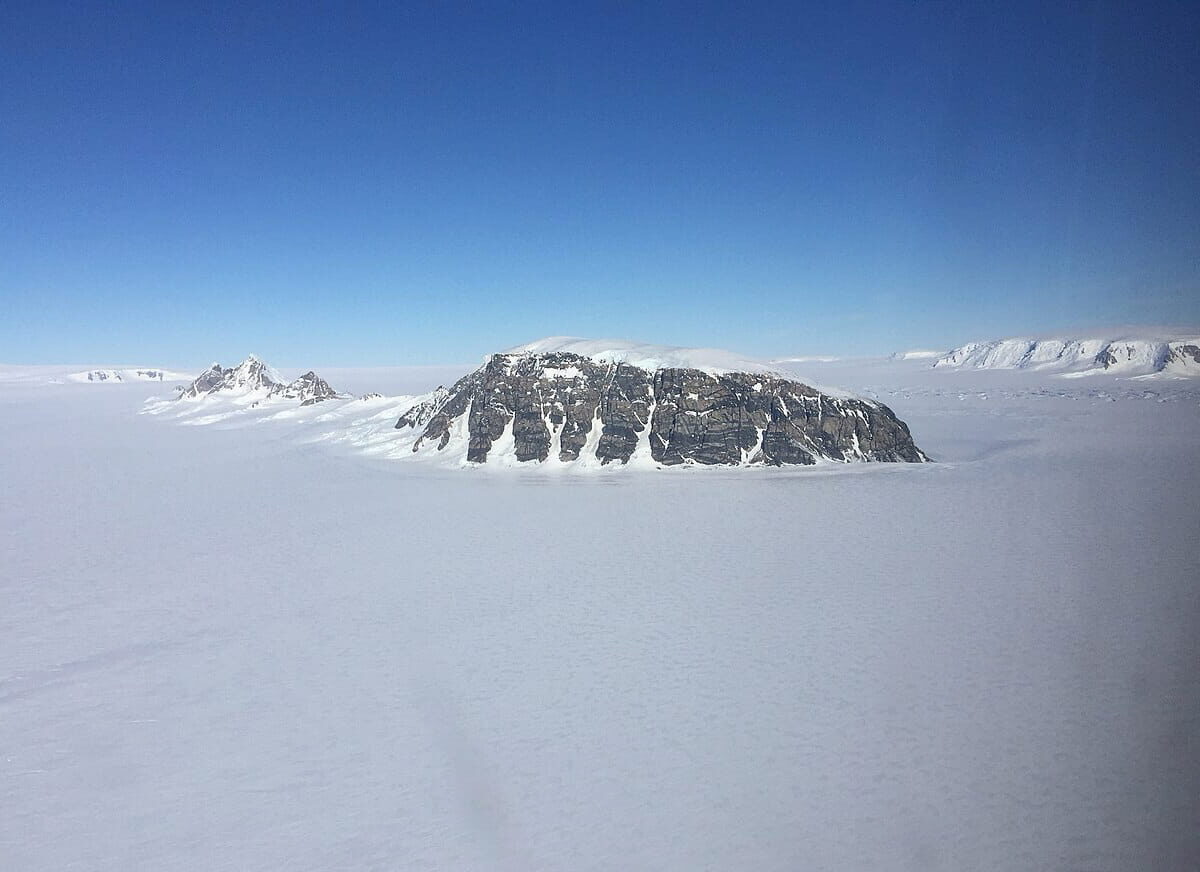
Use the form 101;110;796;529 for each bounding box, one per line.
2;1;1198;365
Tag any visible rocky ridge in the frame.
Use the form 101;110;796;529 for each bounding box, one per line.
394;349;927;466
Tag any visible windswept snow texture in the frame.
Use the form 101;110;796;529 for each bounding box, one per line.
934;334;1200;377
2;359;1198;871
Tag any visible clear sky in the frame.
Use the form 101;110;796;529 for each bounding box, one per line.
2;1;1198;365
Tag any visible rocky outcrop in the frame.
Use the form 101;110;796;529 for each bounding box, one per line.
395;351;927;466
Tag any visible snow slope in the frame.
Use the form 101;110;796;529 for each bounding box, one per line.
2;362;1197;871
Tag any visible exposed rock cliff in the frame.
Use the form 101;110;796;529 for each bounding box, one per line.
395;350;927;466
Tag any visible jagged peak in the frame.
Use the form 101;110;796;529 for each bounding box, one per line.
230;354;280;377
179;354;286;398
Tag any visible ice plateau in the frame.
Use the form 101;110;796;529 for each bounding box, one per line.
933;333;1200;377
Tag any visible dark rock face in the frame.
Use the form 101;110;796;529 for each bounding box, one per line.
395;387;451;432
395;352;927;466
1169;344;1200;366
179;363;234;397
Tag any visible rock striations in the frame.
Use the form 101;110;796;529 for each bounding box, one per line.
179;356;341;405
394;346;927;467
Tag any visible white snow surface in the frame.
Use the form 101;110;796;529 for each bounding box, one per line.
2;359;1198;871
506;336;786;376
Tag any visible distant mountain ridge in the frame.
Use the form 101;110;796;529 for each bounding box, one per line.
933;335;1200;378
67;367;191;383
179;355;342;405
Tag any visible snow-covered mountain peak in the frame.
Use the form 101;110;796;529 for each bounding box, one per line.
503;336;784;376
226;355;283;389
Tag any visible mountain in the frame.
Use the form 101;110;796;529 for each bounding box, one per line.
180;355;282;398
933;334;1200;377
178;356;342;404
393;339;927;467
67;368;191;383
269;371;340;405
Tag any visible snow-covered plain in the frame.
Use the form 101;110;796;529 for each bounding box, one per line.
2;358;1198;870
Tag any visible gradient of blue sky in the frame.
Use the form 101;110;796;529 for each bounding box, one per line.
2;1;1198;365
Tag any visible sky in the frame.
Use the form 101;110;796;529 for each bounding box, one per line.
2;0;1198;366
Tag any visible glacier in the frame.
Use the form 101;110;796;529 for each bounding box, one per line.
1;355;1197;871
